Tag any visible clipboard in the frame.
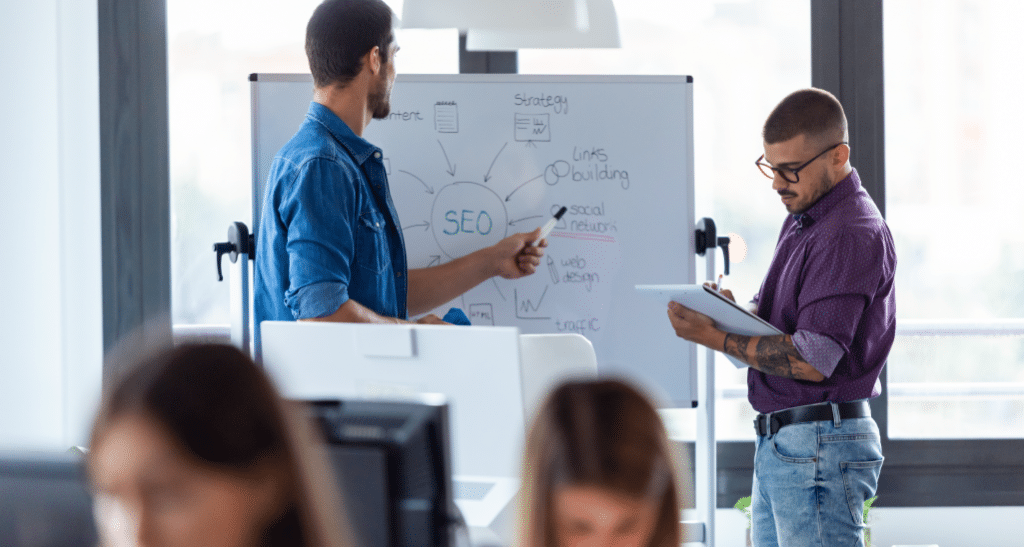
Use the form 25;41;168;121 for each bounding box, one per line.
635;284;783;368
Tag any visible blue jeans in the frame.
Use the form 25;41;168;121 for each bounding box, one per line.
751;411;883;547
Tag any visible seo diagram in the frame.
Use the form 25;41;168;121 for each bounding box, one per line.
374;92;636;337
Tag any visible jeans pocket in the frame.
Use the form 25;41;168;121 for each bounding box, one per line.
769;424;817;464
841;458;883;524
356;211;392;275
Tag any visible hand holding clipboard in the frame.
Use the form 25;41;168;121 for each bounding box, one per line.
636;284;783;368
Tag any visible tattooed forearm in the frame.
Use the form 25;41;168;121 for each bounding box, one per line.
724;334;822;381
723;333;751;362
754;335;806;378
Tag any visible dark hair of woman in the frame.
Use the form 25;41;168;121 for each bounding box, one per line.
519;378;684;547
89;342;350;547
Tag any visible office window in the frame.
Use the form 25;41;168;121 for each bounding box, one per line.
520;0;811;437
169;0;458;326
885;0;1024;438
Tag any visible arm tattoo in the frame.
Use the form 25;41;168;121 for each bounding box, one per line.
754;335;805;378
723;333;751;362
724;334;814;380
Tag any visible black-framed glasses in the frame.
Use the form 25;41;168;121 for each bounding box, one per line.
756;142;847;183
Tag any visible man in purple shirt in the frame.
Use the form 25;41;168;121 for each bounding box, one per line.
667;88;895;547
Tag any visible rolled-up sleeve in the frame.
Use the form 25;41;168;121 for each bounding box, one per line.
792;330;845;378
281;158;357;319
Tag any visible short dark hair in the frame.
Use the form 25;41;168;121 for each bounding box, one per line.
763;88;848;146
306;0;394;89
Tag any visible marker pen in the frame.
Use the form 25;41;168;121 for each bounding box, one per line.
537;206;568;243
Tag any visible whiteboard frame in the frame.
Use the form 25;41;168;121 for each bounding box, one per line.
249;73;698;407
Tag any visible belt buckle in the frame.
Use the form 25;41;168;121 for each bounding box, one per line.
753;413;781;437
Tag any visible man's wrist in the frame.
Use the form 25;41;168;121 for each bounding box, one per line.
699;327;727;352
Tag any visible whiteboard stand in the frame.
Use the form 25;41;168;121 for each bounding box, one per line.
686;217;730;547
696;246;717;547
213;221;255;356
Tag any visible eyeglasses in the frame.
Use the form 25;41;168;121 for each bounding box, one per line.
756;142;847;183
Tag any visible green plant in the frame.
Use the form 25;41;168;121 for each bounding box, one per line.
863;496;878;547
733;495;752;529
862;495;877;523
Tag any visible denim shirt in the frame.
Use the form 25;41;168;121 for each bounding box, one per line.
254;102;408;350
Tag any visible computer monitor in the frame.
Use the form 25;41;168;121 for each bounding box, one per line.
308;398;462;547
0;451;97;547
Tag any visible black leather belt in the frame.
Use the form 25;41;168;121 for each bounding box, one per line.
754;400;870;436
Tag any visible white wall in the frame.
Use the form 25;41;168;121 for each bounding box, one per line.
0;0;102;449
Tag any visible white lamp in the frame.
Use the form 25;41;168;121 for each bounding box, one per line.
401;0;583;32
464;0;620;50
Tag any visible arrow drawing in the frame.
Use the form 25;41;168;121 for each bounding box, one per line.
491;278;507;301
397;170;434;194
483;142;507;183
402;221;430;231
505;173;544;202
437;140;456;177
509;215;544;227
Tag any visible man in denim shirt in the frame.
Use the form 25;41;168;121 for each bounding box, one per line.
255;0;545;349
666;89;895;547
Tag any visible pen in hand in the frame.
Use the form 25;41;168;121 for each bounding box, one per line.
534;206;568;246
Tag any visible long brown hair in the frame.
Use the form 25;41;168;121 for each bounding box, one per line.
89;342;350;547
519;379;683;547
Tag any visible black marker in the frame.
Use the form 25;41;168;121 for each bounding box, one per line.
537;206;567;243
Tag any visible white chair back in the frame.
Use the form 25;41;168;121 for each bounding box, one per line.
518;333;599;418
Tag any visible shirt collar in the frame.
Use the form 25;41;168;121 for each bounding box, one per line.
306;102;380;165
792;168;861;225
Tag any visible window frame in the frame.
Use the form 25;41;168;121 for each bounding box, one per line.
99;0;172;380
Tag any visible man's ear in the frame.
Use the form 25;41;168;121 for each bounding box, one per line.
833;142;851;168
366;46;382;75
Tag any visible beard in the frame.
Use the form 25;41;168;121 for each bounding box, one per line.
369;68;392;119
779;170;833;214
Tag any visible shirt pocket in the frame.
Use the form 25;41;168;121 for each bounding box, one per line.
355;210;392;276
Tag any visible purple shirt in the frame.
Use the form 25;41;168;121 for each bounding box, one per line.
748;169;897;413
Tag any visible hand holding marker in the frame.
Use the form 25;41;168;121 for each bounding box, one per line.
441;209;565;325
536;206;568;245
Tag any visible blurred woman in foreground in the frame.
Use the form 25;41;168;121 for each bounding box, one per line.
88;343;349;547
519;379;685;547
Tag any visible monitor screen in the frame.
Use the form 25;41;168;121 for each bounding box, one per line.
0;451;97;547
308;398;461;547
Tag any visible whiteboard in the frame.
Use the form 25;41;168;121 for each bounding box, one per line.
250;74;698;406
